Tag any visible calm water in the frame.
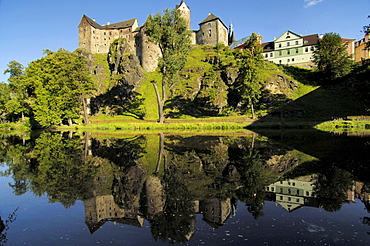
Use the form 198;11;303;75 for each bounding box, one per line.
1;130;370;245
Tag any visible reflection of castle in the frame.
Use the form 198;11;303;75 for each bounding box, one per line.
265;176;318;212
84;195;144;233
84;195;234;234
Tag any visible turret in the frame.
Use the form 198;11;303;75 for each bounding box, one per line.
176;0;191;30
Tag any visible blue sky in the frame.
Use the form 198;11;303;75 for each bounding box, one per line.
0;0;369;82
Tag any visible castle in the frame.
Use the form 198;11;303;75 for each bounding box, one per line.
78;1;233;71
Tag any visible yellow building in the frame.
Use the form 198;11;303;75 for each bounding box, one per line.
354;34;370;62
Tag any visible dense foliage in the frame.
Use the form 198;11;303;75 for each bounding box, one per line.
144;9;191;123
312;32;353;81
2;49;96;128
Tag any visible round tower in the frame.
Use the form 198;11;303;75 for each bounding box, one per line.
176;0;191;30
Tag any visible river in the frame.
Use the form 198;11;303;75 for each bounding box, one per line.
0;129;370;245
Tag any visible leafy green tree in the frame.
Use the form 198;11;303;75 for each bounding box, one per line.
229;33;264;118
3;61;30;122
0;83;11;122
25;49;95;127
313;32;353;81
144;9;191;123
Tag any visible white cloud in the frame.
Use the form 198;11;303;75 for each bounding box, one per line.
304;0;324;8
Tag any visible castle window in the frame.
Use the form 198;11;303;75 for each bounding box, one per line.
310;46;314;51
287;42;290;46
209;29;212;37
296;49;299;53
270;53;273;57
278;44;282;48
305;47;309;52
110;32;112;35
286;36;290;39
271;187;274;191
287;59;290;62
296;41;299;45
104;32;106;35
265;54;268;58
208;23;211;27
287;50;290;55
279;51;282;56
292;58;295;61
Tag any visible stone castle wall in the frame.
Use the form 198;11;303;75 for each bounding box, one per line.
78;1;228;72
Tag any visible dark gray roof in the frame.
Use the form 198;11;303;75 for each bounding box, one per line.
81;15;136;30
199;13;219;25
82;15;102;29
103;18;137;29
229;36;250;49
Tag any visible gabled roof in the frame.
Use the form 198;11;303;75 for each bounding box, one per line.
80;15;102;29
176;0;190;10
198;13;227;29
79;15;137;30
275;30;303;42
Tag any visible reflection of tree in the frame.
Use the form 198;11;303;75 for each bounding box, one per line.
0;208;18;245
314;165;353;212
231;136;271;219
4;132;98;208
91;136;146;169
150;164;195;244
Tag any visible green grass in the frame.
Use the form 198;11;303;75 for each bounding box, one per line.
315;119;370;132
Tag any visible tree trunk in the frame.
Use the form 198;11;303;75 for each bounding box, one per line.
68;117;73;126
82;95;89;125
154;132;165;174
21;112;25;122
151;80;165;123
250;101;256;119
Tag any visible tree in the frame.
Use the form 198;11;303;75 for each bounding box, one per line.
0;83;11;123
313;32;353;81
3;61;30;122
25;49;95;127
230;33;264;119
144;9;191;123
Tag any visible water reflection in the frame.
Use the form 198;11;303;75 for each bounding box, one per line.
1;131;370;244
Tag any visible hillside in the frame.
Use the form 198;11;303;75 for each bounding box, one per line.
86;42;316;122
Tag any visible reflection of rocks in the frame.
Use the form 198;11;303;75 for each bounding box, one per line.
112;165;146;210
142;176;164;220
266;152;299;174
223;165;241;182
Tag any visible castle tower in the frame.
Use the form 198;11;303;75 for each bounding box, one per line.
176;0;191;30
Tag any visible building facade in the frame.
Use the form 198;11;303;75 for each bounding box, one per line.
354;34;370;62
232;30;356;69
78;1;228;71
